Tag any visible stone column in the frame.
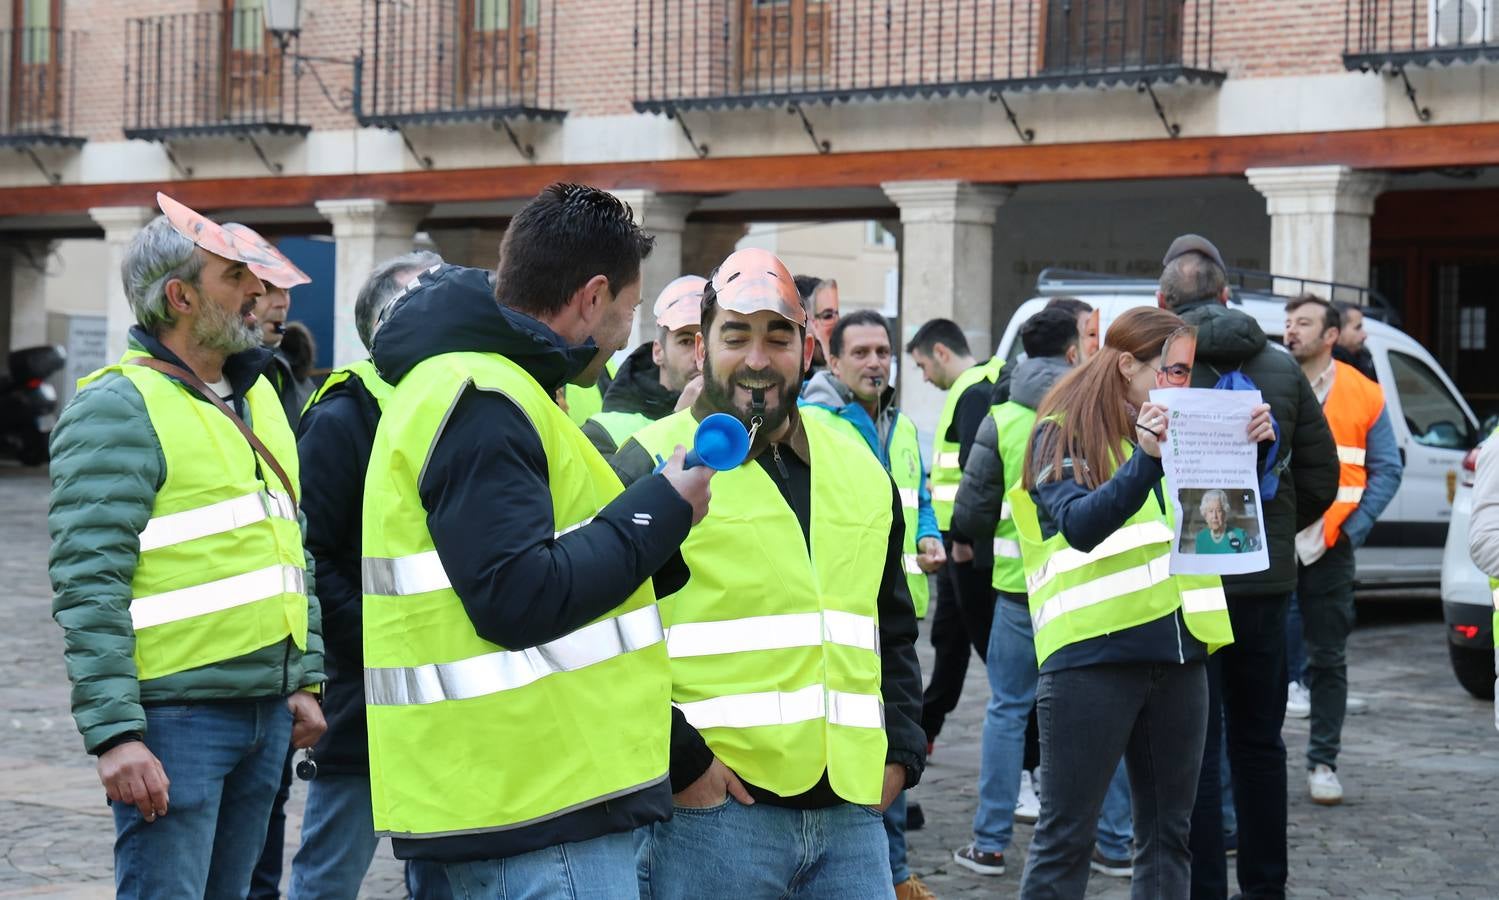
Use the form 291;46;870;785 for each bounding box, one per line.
881;180;1013;441
1245;165;1387;295
4;240;53;350
316;199;430;366
608;190;698;346
88;206;157;360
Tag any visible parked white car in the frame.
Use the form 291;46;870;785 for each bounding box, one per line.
1440;439;1494;698
995;273;1481;593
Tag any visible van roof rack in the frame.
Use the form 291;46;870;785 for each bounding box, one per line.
1035;266;1401;327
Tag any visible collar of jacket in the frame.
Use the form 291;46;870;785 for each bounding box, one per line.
128;325;273;401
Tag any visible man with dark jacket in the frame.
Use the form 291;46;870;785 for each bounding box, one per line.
48;197;326;899
281;250;448;899
361;184;712;897
905;319;1003;747
583;274;704;456
614;249;925;900
1157;235;1340;900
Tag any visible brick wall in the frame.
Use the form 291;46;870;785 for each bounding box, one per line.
46;0;1448;144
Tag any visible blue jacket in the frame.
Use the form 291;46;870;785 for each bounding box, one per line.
1343;408;1401;549
799;370;939;543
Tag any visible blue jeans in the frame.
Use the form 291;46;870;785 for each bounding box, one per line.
287;772;452;900
975;599;1132;858
1285;592;1306;685
643;799;894;899
113;698;292;900
445;830;639;899
883;792;909;885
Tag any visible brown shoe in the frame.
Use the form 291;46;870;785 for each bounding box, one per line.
895;874;938;900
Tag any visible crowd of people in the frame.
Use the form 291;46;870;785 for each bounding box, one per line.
44;183;1405;900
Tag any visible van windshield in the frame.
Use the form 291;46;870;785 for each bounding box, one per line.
1388;351;1478;450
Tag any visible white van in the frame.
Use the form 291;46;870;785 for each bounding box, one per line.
993;272;1482;590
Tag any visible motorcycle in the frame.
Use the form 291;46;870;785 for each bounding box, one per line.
0;345;66;466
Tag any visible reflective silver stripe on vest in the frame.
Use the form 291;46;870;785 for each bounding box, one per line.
999;501;1012;522
1336;445;1366;466
365;605;664;706
1182;586;1229;615
1335;486;1365;504
935;452;960;469
993;537;1023;559
364;550;450;596
555;516;595;539
931;484;960;503
1492;586;1499;611
1030;553;1172;635
131;564;305;631
666;610;878;658
897;487;918;509
675;685;884;730
1025;521;1174;595
138;490;296;553
365;518;598;596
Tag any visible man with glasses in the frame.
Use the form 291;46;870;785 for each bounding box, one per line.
1157;235;1340;900
795;274;841;379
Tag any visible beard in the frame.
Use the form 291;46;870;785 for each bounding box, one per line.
192;296;262;355
701;354;801;435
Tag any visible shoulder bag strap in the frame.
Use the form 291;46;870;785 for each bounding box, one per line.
127;356;298;508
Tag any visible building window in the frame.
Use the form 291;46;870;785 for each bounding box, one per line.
463;0;540;104
866;221;897;250
741;0;827;89
1042;0;1184;74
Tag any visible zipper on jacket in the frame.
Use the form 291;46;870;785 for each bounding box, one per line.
280;637;293;695
771;442;788;479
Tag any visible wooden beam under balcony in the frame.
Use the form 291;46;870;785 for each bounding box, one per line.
2;121;1499;221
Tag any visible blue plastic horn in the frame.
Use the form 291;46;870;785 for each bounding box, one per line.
684;413;751;471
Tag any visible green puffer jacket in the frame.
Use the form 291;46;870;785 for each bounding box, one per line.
48;332;325;755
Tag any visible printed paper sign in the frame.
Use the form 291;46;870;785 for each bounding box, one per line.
1150;387;1270;577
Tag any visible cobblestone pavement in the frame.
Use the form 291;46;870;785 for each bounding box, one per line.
3;463;1497;898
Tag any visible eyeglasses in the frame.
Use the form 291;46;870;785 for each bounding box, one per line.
813;309;840;322
1151;363;1193;386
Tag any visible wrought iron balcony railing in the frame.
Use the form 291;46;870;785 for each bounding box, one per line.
0;27;83;147
633;0;1223;113
357;0;565;129
123;9;310;141
1344;0;1499;69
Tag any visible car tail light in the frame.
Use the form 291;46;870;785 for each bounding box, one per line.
1455;624;1481;641
1462;447;1480;488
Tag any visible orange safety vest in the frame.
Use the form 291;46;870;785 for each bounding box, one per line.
1321;360;1386;548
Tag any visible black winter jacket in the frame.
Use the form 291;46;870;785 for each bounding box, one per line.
1177;300;1340;596
953;356;1071;572
580;341;678;455
295;369;383;775
369;265;695;863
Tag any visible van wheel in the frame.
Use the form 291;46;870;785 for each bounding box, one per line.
1449;643;1496;700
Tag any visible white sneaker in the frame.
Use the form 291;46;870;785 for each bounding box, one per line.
1286;681;1311;719
1346;694;1369;715
1015;769;1040;825
1308;764;1343;805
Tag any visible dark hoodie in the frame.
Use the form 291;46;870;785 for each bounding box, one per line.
1176;299;1340;596
368;265;695;863
952;355;1070;575
580;340;679;455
